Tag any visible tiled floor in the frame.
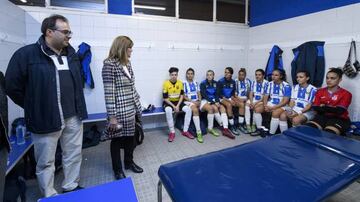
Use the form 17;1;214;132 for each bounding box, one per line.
26;128;360;202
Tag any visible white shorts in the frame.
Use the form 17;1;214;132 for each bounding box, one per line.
200;100;208;111
246;100;260;106
200;100;218;112
292;106;315;120
184;101;195;107
267;102;286;110
238;96;248;100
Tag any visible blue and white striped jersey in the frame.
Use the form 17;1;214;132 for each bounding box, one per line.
251;80;269;102
291;84;317;109
236;78;252;99
183;80;200;101
265;81;292;105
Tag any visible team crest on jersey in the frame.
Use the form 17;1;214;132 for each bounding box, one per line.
230;84;233;88
214;83;217;87
176;85;179;89
332;95;338;100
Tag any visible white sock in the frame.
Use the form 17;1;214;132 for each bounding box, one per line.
165;106;175;133
207;114;214;129
254;113;262;129
245;106;251;125
214;112;222;126
270;118;280;134
229;118;234;126
193;116;201;133
279;121;288;132
221;113;228;129
238;116;244;124
182;105;192;132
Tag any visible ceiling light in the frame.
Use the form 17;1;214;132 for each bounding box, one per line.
20;0;27;3
134;5;166;11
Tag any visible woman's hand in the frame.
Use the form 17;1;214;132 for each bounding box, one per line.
265;105;272;112
108;117;120;132
174;105;180;112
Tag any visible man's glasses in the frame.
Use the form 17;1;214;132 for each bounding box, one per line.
53;29;73;37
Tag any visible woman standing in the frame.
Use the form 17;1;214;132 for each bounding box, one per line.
102;36;143;180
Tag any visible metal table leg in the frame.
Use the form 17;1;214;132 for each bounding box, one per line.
157;180;163;202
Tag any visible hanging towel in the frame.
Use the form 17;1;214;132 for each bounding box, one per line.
264;45;284;81
291;41;325;87
77;42;94;88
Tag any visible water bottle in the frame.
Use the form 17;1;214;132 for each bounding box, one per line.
16;125;25;145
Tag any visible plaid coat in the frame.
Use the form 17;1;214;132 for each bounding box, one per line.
102;59;142;139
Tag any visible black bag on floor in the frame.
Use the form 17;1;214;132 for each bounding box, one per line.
134;115;144;146
82;125;101;149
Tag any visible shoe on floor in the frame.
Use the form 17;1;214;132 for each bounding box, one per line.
168;132;175;142
237;124;247;134
251;124;257;133
125;162;144;173
222;128;235;139
196;132;204;143
62;186;84;193
114;170;126;180
229;125;239;136
245;125;252;134
182;131;195;139
207;128;219;137
250;129;261;136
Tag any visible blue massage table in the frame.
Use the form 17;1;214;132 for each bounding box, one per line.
157;126;360;202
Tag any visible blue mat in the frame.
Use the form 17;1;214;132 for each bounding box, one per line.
158;127;360;202
39;178;137;202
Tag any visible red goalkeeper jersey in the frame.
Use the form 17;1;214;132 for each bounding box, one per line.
312;87;352;120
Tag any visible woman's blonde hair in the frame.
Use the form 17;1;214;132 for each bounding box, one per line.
106;36;133;65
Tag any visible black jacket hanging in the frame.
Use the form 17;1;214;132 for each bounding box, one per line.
291;41;325;87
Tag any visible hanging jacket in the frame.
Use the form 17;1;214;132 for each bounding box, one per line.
291;41;325;87
77;42;94;89
265;45;284;81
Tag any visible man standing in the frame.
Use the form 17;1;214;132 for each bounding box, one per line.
5;15;88;197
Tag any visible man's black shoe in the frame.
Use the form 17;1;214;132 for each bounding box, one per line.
62;186;84;193
114;171;126;180
125;163;143;173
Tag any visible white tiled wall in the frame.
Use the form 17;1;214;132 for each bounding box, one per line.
248;3;360;121
0;1;26;128
3;2;359;126
22;7;248;114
